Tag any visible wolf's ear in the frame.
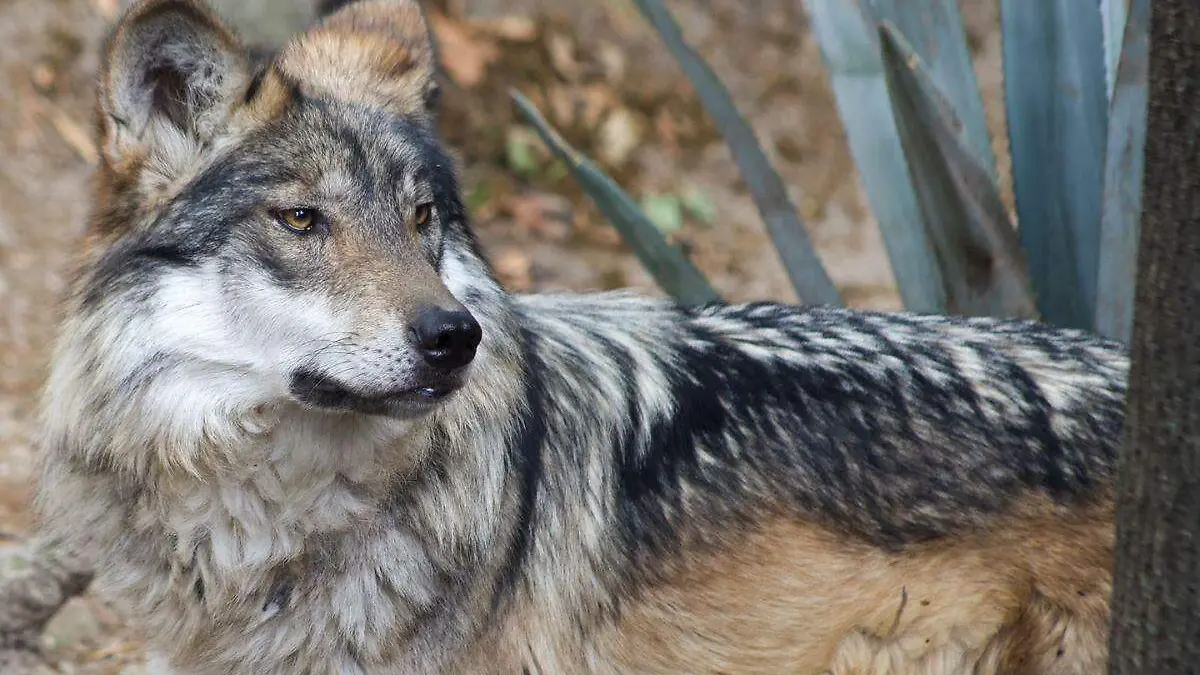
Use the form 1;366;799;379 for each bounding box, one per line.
99;0;250;165
278;0;440;118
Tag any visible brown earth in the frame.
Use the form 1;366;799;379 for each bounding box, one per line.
0;0;1006;671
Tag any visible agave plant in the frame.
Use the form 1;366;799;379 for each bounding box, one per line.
512;0;1149;343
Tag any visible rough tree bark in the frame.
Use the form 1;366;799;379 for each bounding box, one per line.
1108;1;1200;673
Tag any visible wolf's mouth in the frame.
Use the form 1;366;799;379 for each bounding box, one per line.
288;369;465;417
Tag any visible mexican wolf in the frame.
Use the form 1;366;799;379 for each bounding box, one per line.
34;0;1127;673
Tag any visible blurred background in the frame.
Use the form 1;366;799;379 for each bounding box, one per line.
0;0;1007;671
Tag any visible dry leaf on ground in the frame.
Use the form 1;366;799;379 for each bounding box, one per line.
427;11;499;89
467;15;537;43
506;192;573;241
492;248;534;290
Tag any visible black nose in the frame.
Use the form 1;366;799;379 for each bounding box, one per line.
412;307;482;370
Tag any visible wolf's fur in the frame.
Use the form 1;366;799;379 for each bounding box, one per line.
34;1;1127;673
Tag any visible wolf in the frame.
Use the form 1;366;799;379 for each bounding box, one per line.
32;0;1127;673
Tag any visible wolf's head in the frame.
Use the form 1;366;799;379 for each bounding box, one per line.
68;0;510;428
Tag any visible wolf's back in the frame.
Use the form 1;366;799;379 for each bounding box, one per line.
517;295;1127;553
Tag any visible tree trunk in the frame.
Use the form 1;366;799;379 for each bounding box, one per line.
1108;1;1200;673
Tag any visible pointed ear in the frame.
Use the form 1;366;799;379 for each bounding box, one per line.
278;0;440;118
99;0;250;165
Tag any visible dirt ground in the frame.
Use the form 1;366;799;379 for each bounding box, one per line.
0;0;1005;671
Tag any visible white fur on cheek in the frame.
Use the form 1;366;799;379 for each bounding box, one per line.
153;261;385;385
219;265;435;394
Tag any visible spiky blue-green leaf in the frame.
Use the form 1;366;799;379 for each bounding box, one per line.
1001;0;1108;330
1102;0;1130;100
802;0;945;314
510;91;721;306
630;0;842;306
1096;0;1148;343
867;0;996;179
878;22;1036;320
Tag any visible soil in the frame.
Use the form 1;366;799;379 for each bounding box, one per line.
0;0;1006;671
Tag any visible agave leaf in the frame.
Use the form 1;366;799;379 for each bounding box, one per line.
510;91;721;306
867;0;996;179
878;23;1036;320
1001;0;1108;330
802;0;946;314
629;0;842;307
1096;0;1148;343
1102;0;1130;100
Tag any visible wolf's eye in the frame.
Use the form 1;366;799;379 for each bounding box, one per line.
413;203;433;229
274;208;319;233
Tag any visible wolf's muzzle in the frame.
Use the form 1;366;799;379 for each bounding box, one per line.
411;307;482;371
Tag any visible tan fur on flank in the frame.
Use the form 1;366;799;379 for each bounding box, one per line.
470;495;1112;674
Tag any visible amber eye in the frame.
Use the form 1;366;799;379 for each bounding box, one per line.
274;207;318;233
414;203;433;229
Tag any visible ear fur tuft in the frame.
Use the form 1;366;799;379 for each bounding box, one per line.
100;0;250;166
277;0;439;118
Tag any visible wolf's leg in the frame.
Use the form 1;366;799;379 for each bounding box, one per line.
969;592;1109;675
824;628;980;675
